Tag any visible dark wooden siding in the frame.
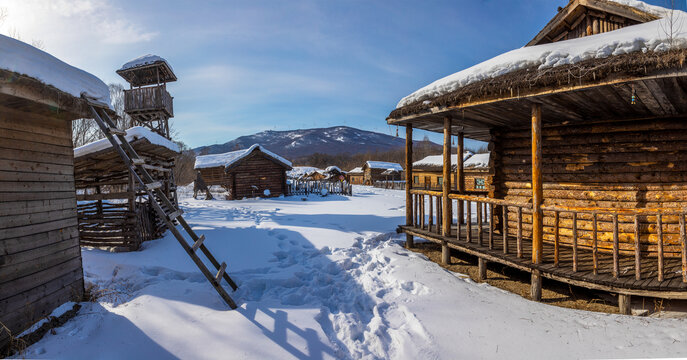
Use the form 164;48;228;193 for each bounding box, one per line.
0;109;84;349
229;154;287;198
492;117;687;257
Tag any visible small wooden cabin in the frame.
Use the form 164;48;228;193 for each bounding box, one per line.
362;161;404;185
388;0;687;312
74;127;180;251
195;144;292;199
412;152;489;192
348;167;364;184
0;35;110;350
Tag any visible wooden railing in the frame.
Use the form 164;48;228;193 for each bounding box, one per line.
540;204;687;282
407;189;687;284
124;85;173;116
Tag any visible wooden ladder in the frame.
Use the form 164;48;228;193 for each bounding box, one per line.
83;96;238;309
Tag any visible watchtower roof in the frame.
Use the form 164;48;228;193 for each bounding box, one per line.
116;54;177;87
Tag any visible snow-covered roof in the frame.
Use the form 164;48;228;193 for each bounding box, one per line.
325;166;343;173
0;34;110;104
74;126;180;158
119;54;173;72
348;167;364;174
413;152;489;170
287;166;321;178
606;0;667;17
194;144;292;169
464;153;490;169
365;161;404;171
396;2;680;109
413;152;474;168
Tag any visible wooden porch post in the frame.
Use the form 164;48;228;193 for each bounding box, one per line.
405;125;414;249
442;117;452;264
457;132;465;225
531;103;543;301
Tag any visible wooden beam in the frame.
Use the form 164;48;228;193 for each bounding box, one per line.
405;125;414;249
442;117;451;264
531;103;544;265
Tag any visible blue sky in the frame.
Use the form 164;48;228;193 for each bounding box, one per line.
0;0;675;148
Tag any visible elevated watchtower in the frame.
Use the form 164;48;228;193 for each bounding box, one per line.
117;55;177;138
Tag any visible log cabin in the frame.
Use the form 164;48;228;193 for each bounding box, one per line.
412;152;489;192
362;161;404;185
0;35;110;351
74;127;180;252
387;0;687;313
195;144;292;199
347;167;364;184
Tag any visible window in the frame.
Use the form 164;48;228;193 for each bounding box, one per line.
437;177;443;185
413;176;419;184
475;178;486;189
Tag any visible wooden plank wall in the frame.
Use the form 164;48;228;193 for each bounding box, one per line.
492;117;687;257
0;107;84;349
230;155;287;198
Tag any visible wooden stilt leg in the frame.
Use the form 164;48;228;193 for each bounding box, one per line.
442;241;450;265
405;234;414;249
478;258;487;282
531;270;542;301
618;294;631;315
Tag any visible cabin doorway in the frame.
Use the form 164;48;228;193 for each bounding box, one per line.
424;176;431;189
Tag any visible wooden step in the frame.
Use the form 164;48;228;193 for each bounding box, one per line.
215;262;227;283
167;209;183;221
145;181;162;191
192;234;205;252
109;128;126;136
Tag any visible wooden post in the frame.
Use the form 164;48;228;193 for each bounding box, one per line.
442;118;451;264
517;207;523;258
531;103;543;265
477;202;483;246
478;258;487;282
489;203;494;249
457;132;465;225
593;213;599;276
442;117;452;237
635;214;641;281
657;213;664;282
680;214;686;283
573;212;578;272
405;126;413;249
502;205;509;254
618;294;631;315
531;270;542;301
553;211;560;267
613;214;619;278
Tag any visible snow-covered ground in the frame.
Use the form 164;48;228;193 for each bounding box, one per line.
16;187;687;359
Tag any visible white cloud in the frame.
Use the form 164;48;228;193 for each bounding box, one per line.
1;0;157;45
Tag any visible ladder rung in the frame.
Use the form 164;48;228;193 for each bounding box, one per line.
145;181;162;191
215;262;227;283
131;158;145;165
109;127;126;136
191;234;205;252
167;209;183;221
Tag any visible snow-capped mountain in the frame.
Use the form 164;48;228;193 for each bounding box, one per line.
193;126;441;159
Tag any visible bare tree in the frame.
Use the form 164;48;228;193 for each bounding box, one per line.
660;0;685;49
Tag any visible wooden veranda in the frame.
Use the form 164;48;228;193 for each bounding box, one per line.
389;59;687;313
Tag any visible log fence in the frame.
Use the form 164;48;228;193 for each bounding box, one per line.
288;180;353;196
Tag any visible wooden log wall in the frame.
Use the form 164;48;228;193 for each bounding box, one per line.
492;117;687;257
0;108;84;350
230;155;288;199
74;145;175;251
